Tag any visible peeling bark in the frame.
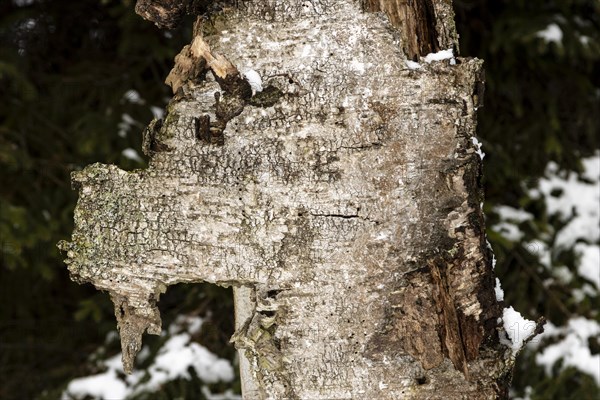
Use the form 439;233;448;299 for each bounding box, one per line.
60;0;515;398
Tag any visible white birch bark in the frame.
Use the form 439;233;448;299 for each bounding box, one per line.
60;1;514;398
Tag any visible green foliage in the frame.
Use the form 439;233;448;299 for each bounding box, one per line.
0;1;191;398
0;0;597;398
456;0;600;398
456;0;600;195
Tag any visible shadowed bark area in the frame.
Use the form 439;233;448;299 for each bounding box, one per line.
60;0;514;398
362;0;459;59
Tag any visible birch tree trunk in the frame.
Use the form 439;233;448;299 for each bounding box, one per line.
60;0;515;398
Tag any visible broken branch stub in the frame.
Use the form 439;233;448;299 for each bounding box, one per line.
60;1;511;398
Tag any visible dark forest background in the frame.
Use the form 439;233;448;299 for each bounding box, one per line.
1;0;598;399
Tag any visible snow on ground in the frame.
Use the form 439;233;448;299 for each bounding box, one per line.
491;205;533;242
529;153;600;288
530;156;600;249
533;318;600;385
62;315;240;400
492;152;600;381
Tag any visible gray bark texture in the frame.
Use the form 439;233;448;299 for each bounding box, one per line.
59;1;515;398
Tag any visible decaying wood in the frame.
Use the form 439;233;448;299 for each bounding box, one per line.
363;0;459;59
60;0;514;398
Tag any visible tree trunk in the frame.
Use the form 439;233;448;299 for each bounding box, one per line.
60;1;513;398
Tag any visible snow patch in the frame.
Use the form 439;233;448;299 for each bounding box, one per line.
494;205;533;223
470;137;485;159
122;89;145;105
574;243;600;289
150;106;164;120
536;23;563;44
243;69;263;94
118;113;142;138
405;60;421;70
493;222;525;242
122;148;143;163
62;370;128;400
535;317;600;385
423;49;454;63
530;154;600;248
501;307;538;354
494;278;504;301
62;316;236;400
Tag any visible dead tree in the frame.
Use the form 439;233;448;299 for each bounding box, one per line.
60;1;515;398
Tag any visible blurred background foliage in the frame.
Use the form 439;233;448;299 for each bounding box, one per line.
0;0;598;399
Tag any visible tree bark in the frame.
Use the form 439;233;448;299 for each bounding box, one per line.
59;1;513;398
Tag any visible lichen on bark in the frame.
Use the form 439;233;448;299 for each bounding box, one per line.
59;0;514;398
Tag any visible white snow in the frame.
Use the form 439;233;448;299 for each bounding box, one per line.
62;316;236;400
501;306;538;354
523;240;551;268
580;35;590;46
552;265;574;284
134;334;235;391
494;153;599;294
512;386;533;400
491;204;533;242
122;89;145;105
423;49;454;63
202;387;242;400
492;153;600;382
493;222;525;242
471;137;485;160
535;317;600;385
494;205;533;223
530;157;600;249
63;369;128;400
574;243;600;289
13;0;35;6
536;23;563;44
118;113;143;138
491;205;533;242
150;106;164;120
122;148;143;163
405;60;421;70
494;278;504;301
243;69;263;94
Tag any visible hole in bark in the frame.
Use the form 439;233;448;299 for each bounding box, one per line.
416;376;428;385
260;310;276;317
